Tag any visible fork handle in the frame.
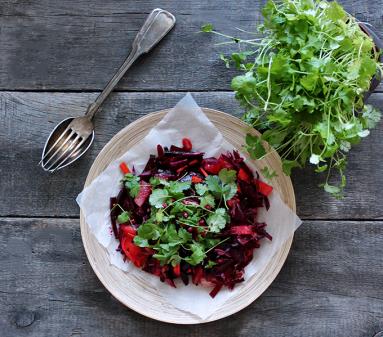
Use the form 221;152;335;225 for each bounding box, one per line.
85;8;176;120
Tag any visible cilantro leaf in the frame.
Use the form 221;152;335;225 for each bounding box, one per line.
184;242;206;266
133;236;149;247
205;175;221;195
362;105;381;128
260;166;277;179
201;23;214;33
195;183;208;196
178;228;193;242
149;177;169;187
149;189;169;208
167;180;191;198
123;173;140;198
117;211;130;224
207;208;229;233
200;193;215;208
222;183;237;202
153;246;181;266
205;173;237;205
218;168;237;183
205;260;217;268
245;134;266;159
282;160;300;176
136;222;161;240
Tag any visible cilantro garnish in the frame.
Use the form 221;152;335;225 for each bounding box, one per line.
205;169;237;206
117;211;130;224
207;208;229;233
122;173;140;198
149;189;170;208
131;171;235;266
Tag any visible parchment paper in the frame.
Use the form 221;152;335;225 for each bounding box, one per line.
77;93;302;320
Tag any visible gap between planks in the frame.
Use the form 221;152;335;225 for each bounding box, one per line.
0;216;382;222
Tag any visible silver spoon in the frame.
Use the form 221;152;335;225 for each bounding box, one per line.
39;8;176;172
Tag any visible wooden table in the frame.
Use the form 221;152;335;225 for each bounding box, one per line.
1;1;382;336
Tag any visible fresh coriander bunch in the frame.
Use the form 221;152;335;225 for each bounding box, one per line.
202;0;382;197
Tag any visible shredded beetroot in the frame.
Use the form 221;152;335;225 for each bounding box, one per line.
110;139;273;298
134;181;152;207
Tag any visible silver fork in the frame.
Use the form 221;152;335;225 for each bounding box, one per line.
39;8;176;172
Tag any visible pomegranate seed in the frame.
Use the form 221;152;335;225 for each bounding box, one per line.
183;212;189;218
198;219;206;226
162;203;167;208
182;138;192;151
187;227;193;233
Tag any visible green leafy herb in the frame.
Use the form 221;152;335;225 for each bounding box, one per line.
195;183;208;196
207;208;229;232
206;170;237;205
184;242;206;266
132;171;233;266
205;260;217;268
218;168;237;183
203;0;382;196
133;236;149;247
117;211;130;224
200;193;216;208
201;23;214;33
260;166;277;179
149;189;170;208
136;222;162;240
168;180;191;198
122;173;140;198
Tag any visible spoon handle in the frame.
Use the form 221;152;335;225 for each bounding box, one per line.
85;9;176;119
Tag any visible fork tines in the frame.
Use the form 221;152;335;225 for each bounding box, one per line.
40;127;85;172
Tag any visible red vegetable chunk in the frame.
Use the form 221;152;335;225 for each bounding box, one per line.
119;162;130;174
134;181;152;207
255;179;273;196
182;138;193;151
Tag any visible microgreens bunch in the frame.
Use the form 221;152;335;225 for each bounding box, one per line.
202;0;382;197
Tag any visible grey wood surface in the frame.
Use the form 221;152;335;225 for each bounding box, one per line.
1;0;383;336
0;0;382;91
1;91;382;219
0;218;382;337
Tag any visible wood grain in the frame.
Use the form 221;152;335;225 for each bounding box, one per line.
0;0;381;91
0;217;382;336
1;91;382;219
1;0;382;334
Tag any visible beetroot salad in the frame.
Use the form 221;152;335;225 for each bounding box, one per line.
110;138;273;298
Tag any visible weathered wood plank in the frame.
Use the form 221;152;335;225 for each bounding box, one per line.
0;217;382;336
0;0;381;91
1;91;382;219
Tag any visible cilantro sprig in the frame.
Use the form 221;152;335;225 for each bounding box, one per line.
202;0;382;197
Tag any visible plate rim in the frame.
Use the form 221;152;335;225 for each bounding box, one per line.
79;107;295;324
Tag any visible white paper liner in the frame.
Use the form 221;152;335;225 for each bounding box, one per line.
77;93;302;320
